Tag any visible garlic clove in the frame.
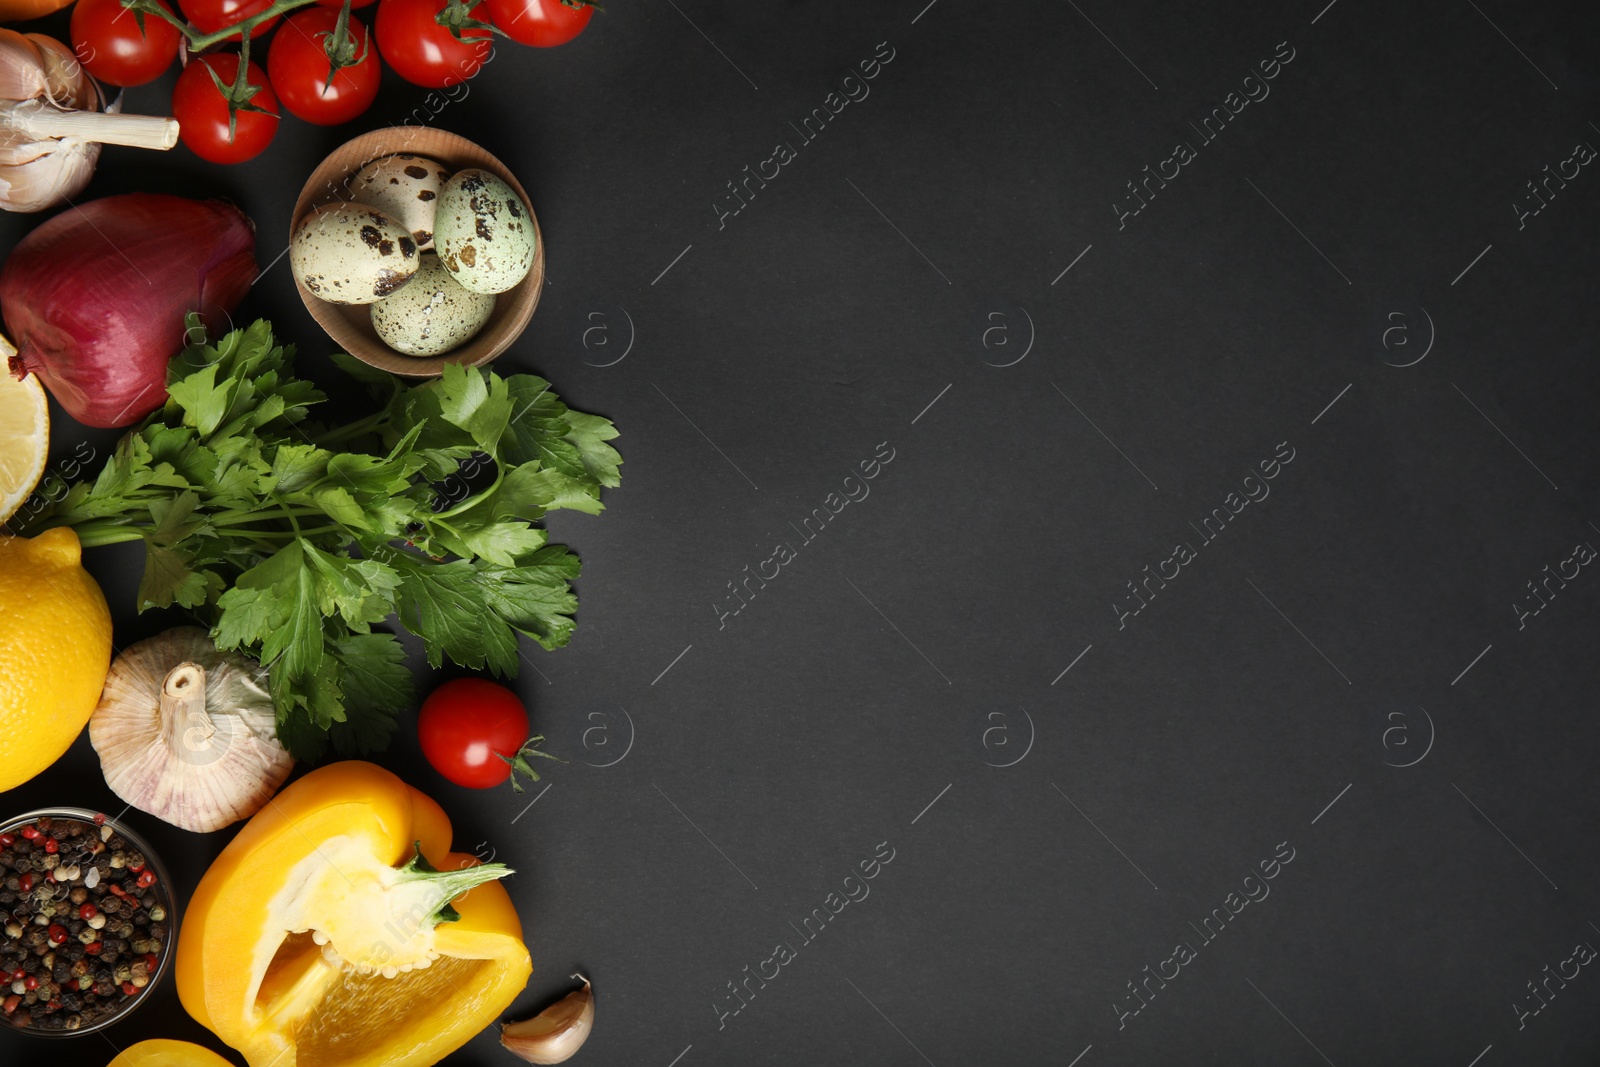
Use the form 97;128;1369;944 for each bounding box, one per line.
90;626;295;834
501;974;594;1064
0;141;99;212
0;32;47;103
26;34;95;110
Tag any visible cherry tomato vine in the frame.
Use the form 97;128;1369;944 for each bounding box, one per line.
107;0;601;154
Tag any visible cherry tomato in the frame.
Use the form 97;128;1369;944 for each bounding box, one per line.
70;0;182;87
417;678;534;789
171;54;279;164
268;9;381;125
177;0;279;41
483;0;590;46
375;0;491;89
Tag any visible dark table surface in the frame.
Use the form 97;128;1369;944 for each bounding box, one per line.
5;1;1600;1064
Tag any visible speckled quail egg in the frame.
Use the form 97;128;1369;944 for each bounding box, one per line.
291;203;420;305
435;169;536;295
349;154;451;252
370;253;496;357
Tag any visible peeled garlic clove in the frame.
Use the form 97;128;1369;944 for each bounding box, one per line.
501;974;594;1064
90;626;294;833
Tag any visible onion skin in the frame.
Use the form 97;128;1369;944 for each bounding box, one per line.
1;193;256;428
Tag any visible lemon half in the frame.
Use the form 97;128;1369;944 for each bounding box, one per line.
0;350;48;525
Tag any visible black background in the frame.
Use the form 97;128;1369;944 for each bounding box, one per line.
4;0;1600;1064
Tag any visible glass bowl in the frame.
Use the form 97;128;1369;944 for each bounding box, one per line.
0;807;178;1038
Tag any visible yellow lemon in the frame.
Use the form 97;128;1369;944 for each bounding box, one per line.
108;1039;235;1067
0;367;48;524
0;528;113;793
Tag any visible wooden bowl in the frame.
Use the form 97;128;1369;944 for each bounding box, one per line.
289;129;544;378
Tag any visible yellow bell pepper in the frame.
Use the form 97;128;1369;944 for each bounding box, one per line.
107;1039;235;1067
176;761;532;1067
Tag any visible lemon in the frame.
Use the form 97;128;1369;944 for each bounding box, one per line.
0;366;48;525
0;528;113;793
108;1040;234;1067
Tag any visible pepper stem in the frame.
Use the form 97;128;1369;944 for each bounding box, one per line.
396;843;515;925
159;662;213;757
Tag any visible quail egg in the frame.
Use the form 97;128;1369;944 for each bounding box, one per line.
291;203;419;305
435;168;536;295
370;253;496;357
349;154;451;252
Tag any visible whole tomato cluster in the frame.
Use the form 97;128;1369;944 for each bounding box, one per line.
68;0;594;163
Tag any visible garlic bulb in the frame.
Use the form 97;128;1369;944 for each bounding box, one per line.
501;975;594;1064
91;627;293;834
0;30;178;213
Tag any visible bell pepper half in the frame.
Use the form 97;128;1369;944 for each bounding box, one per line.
176;761;532;1067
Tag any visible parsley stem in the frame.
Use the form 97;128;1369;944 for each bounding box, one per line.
66;523;147;549
312;411;387;446
433;463;504;519
212;507;323;526
277;502;305;537
219;524;342;540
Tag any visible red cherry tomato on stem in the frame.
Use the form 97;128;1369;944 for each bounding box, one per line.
268;8;382;125
375;0;491;89
178;0;279;41
70;0;182;87
483;0;591;47
171;53;279;164
418;678;556;789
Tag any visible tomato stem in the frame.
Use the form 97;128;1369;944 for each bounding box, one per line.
122;0;322;53
321;0;369;91
434;0;506;42
497;735;563;793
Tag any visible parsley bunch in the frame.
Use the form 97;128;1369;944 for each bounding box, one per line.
18;319;620;761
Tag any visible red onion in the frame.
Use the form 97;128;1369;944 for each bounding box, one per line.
1;194;256;428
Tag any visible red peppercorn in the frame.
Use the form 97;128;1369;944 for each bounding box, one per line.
22;975;37;991
107;884;130;901
42;837;58;854
17;872;34;892
20;825;39;840
44;999;59;1012
2;994;19;1014
121;981;137;996
84;941;102;956
92;813;106;825
47;924;68;945
8;969;22;982
79;903;97;920
0;832;13;847
136;869;158;889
